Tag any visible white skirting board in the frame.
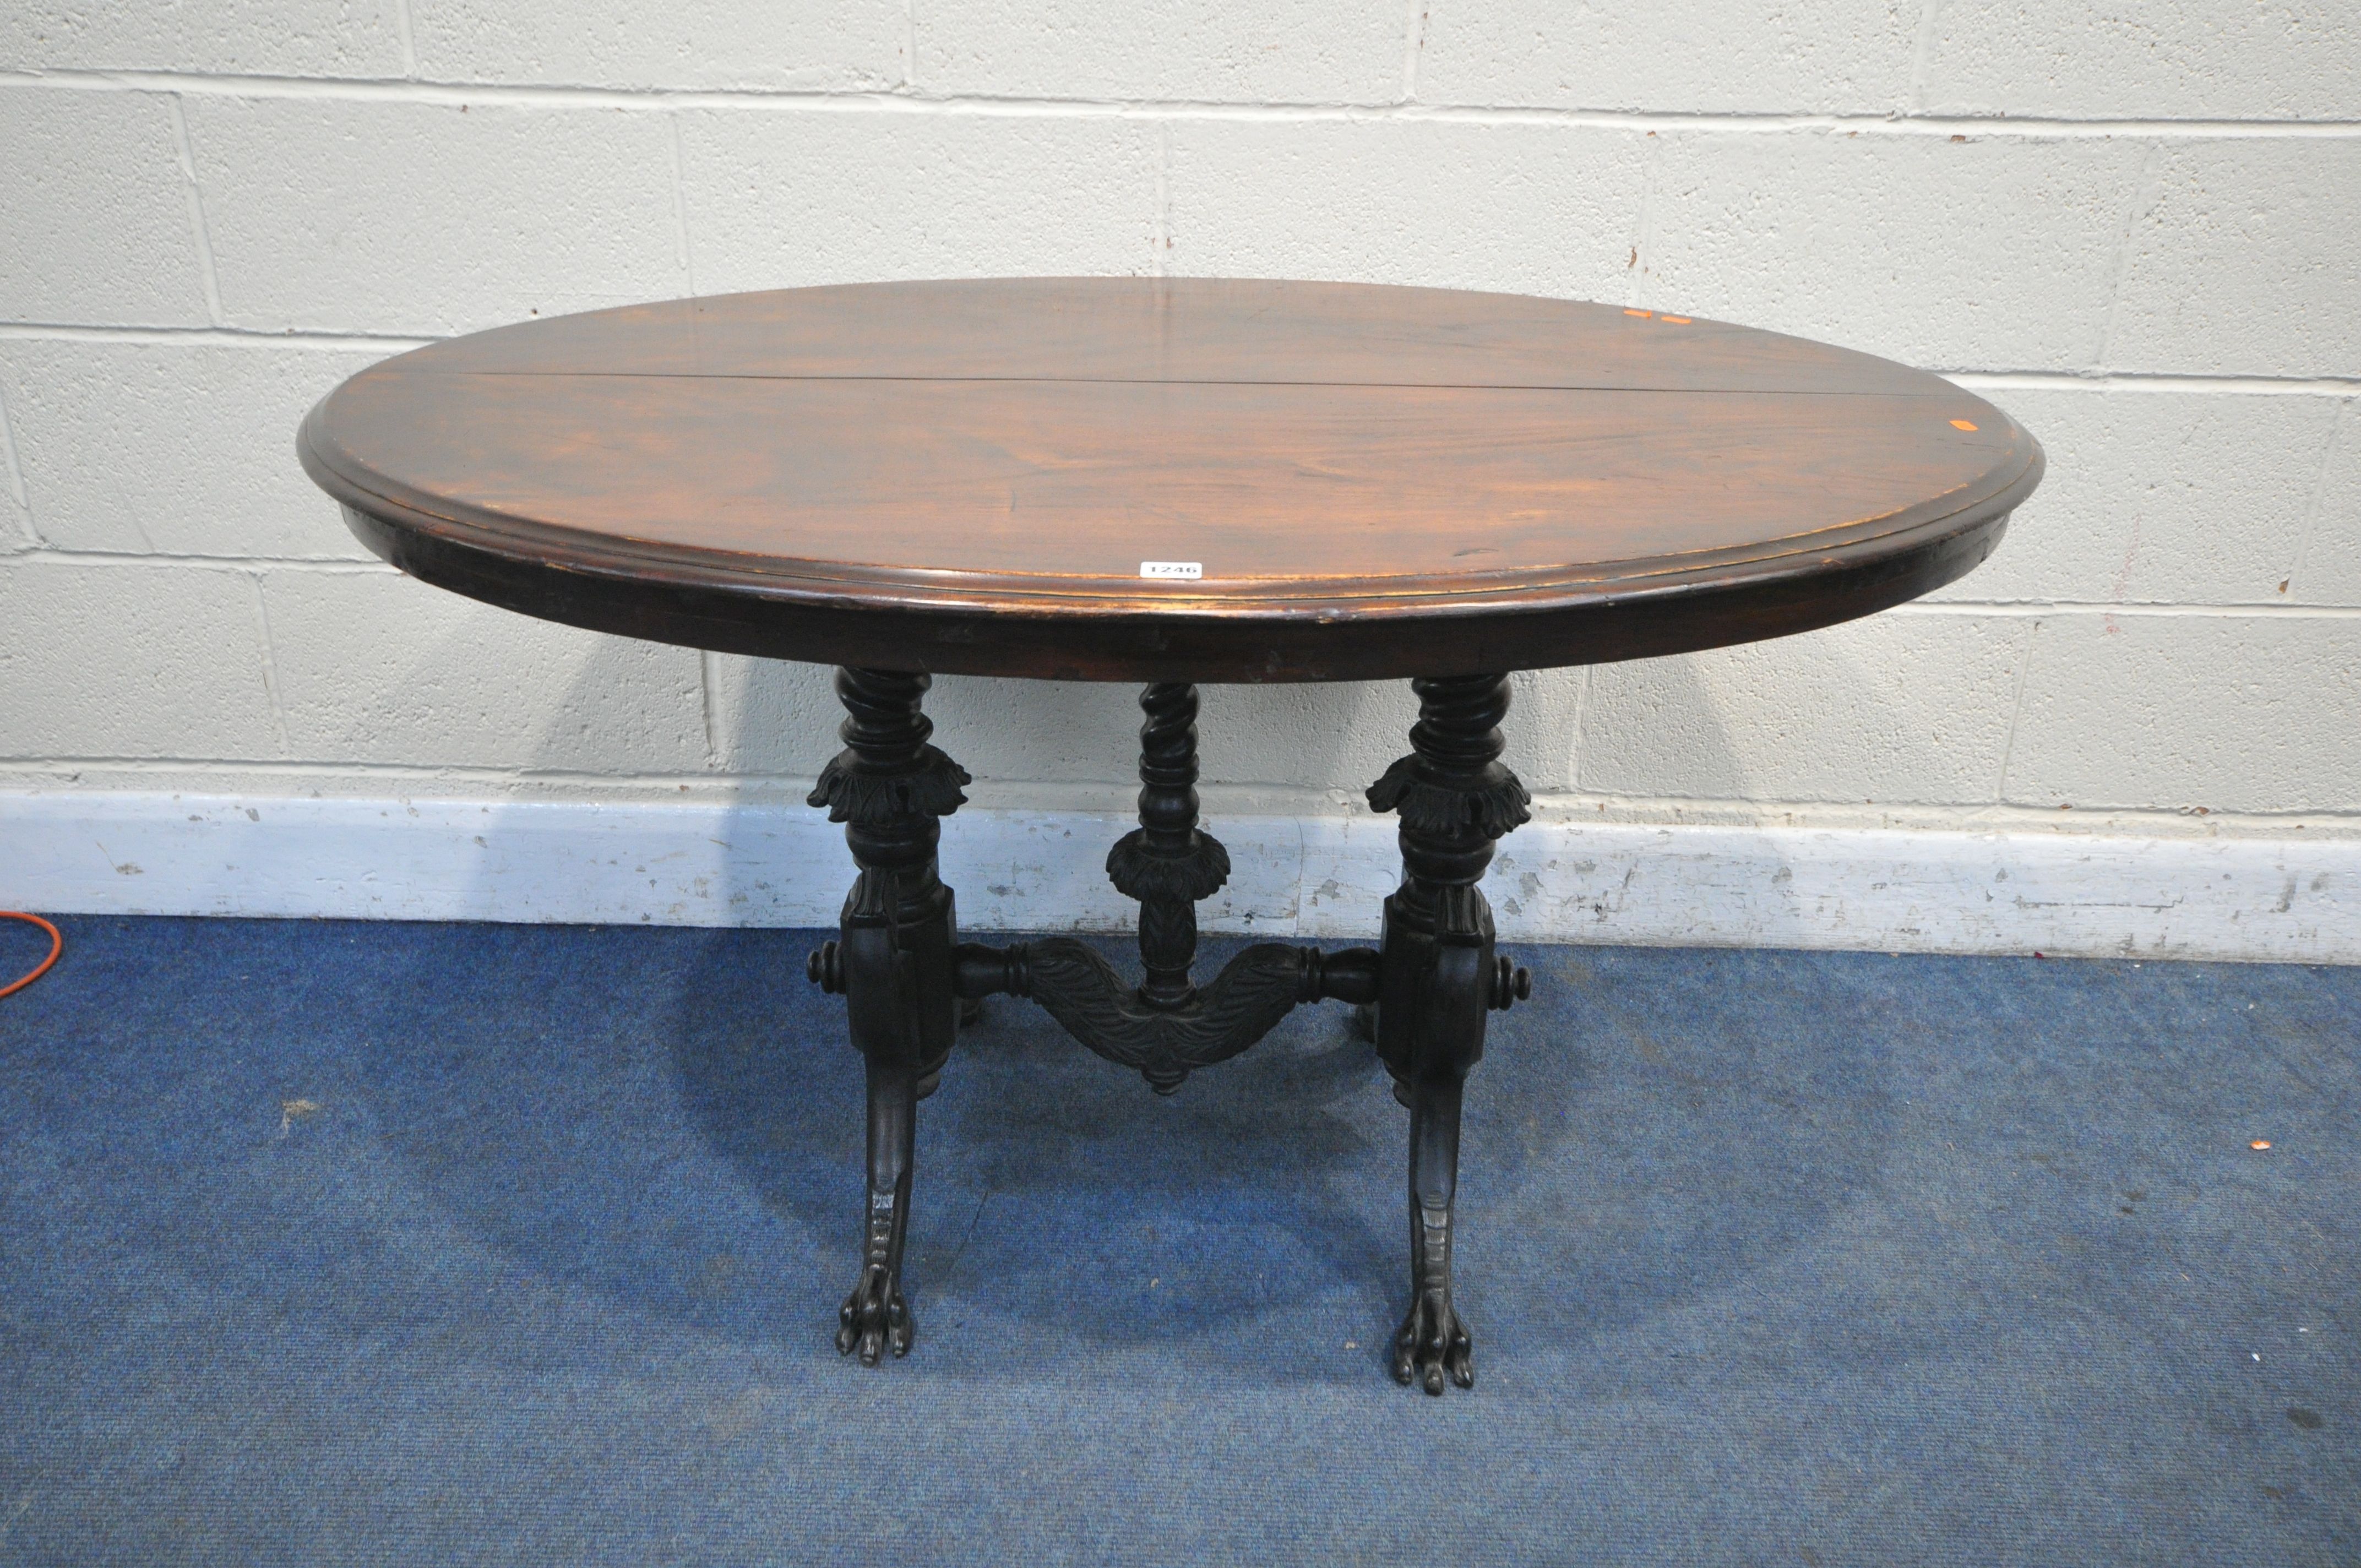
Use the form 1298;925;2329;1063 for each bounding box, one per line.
2;791;2355;963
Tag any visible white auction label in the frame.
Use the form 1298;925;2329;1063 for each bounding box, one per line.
1139;561;1203;580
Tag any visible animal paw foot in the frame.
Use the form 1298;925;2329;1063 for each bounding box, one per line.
837;1265;912;1366
1393;1289;1472;1396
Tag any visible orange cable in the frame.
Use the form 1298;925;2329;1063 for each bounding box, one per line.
0;912;61;999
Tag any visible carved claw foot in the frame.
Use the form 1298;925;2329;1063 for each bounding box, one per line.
1367;673;1527;1397
1394;1287;1473;1395
837;1264;912;1366
811;667;965;1371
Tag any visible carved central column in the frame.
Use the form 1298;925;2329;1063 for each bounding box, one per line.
1106;683;1231;1009
945;682;1380;1095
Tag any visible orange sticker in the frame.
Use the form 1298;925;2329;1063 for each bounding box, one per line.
1624;308;1652;318
1950;418;1979;431
2251;1139;2272;1151
1660;314;1691;324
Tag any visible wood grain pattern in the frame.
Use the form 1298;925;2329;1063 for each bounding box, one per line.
300;277;2043;681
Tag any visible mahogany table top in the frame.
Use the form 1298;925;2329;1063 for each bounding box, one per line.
300;277;2042;682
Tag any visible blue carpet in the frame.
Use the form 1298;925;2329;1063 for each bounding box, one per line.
0;914;2353;1565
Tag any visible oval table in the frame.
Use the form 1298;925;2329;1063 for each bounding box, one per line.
301;277;2043;1395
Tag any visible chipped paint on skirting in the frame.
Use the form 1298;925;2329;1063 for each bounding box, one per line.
2;792;2355;963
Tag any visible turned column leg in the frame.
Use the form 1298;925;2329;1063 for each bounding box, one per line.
1105;683;1231;1088
806;666;970;1365
1366;672;1532;1395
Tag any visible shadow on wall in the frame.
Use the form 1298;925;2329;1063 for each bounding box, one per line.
700;654;1422;806
692;656;1433;930
1486;643;1858;943
444;627;1835;938
356;587;1928;949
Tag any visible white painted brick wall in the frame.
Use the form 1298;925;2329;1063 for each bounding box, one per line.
1640;132;2149;372
8;2;405;77
1418;1;1920;115
1579;612;2028;805
0;88;213;327
2109;140;2361;378
1919;1;2361;120
0;340;385;557
678;112;1160;293
1923;388;2338;605
1166;120;1645;296
0;382;35;552
2008;613;2361;812
0;561;281;757
409;1;906;91
1;3;2357;917
258;569;711;772
915;2;1406;104
187;98;690;335
2292;404;2360;607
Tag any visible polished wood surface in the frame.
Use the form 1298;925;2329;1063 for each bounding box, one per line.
301;278;2041;681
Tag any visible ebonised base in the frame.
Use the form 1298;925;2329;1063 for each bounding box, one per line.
806;669;1530;1393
